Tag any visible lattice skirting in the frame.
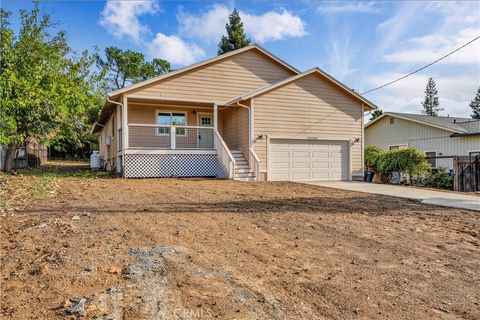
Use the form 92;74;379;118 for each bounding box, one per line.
124;154;221;178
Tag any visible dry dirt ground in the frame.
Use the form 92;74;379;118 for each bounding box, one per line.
1;163;479;320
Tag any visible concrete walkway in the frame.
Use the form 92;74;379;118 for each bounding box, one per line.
305;181;480;212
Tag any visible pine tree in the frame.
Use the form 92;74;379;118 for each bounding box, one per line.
370;109;383;121
421;77;442;116
469;87;480;119
217;8;251;55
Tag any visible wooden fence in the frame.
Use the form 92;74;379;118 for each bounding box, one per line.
454;155;480;192
426;155;480;192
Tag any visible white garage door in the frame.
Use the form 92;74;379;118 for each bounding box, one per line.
270;139;349;181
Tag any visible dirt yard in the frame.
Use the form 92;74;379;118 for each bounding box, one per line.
1;163;479;319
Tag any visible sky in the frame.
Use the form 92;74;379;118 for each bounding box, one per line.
3;0;480;117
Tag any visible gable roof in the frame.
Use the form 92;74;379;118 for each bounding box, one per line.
224;67;377;110
365;112;480;135
107;44;300;99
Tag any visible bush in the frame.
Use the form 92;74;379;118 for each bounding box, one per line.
378;148;431;178
364;146;431;183
364;145;384;172
417;168;452;190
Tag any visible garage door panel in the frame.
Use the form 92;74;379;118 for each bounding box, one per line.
270;139;348;181
271;151;290;158
311;151;329;158
291;151;310;158
291;172;310;180
291;162;310;169
271;162;289;169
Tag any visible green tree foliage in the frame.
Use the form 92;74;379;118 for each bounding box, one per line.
217;8;251;55
0;2;103;170
364;146;431;182
96;47;171;91
369;109;383;121
417;168;452;190
379;148;431;179
421;77;443;116
469;87;480;119
364;145;385;172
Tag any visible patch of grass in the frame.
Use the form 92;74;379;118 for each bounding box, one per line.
31;174;55;197
16;160;114;179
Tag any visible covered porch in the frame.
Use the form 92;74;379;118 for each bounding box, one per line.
118;95;258;180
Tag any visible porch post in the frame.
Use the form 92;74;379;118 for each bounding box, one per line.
213;103;218;149
122;95;128;150
249;98;254;147
213;103;218;130
122;95;128;174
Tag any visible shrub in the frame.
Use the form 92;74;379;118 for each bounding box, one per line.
364;145;384;172
378;148;431;178
364;146;431;183
417;168;453;190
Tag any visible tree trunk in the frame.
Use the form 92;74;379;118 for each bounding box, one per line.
3;143;17;172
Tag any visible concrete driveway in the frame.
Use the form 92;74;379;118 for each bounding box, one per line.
305;181;480;212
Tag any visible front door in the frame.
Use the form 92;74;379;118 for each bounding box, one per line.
198;113;213;149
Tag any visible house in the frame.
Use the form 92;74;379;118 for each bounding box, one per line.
92;44;376;181
365;112;480;170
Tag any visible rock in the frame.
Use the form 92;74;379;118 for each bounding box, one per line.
65;297;87;317
71;215;80;221
84;264;96;272
39;265;50;275
107;266;122;274
29;264;49;275
61;299;72;308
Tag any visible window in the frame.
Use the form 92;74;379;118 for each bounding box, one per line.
469;151;480;158
425;151;436;167
200;116;212;126
389;145;408;151
156;111;186;135
389;117;395;124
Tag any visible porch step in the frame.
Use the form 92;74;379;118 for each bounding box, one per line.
231;149;256;181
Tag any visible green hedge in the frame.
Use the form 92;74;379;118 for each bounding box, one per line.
365;146;431;180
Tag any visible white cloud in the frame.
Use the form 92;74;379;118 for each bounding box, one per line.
317;2;381;14
241;9;307;42
148;33;205;65
100;0;159;41
177;5;307;43
325;31;358;80
177;4;229;43
383;28;480;66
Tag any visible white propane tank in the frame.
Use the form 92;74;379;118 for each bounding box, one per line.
90;151;101;170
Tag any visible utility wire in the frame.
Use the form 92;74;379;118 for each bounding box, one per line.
361;35;480;95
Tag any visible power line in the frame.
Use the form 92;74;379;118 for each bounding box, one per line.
361;35;480;95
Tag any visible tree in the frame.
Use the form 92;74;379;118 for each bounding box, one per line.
0;2;103;171
370;109;383;121
96;47;171;91
217;8;251;55
421;77;442;116
469;87;480;119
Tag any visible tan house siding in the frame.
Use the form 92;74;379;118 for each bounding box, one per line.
221;106;249;157
128;50;295;101
252;73;364;176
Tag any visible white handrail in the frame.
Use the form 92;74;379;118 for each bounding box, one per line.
129;123;213;130
249;147;260;181
214;129;235;179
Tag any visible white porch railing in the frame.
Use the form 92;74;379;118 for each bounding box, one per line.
128;124;214;149
249;147;260;181
214;129;235;179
